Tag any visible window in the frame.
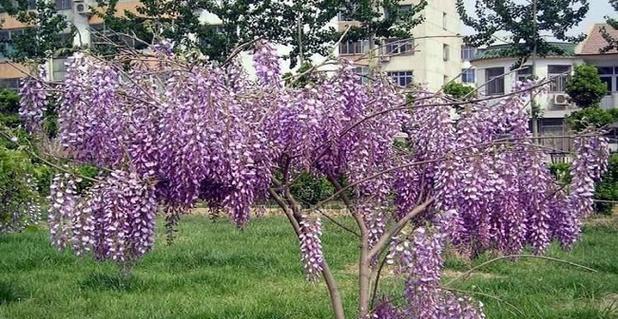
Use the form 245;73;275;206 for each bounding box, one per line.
0;78;20;90
55;0;72;10
598;66;615;95
485;67;505;95
462;69;475;83
339;40;368;55
442;12;447;30
548;65;571;92
444;75;449;85
387;71;413;87
461;46;476;61
516;66;533;82
52;59;67;81
384;38;413;55
443;44;449;61
352;66;369;84
385;4;412;20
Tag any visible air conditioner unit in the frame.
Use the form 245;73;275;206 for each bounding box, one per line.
553;94;570;106
73;0;91;16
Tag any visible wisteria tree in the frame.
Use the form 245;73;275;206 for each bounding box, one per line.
15;41;609;319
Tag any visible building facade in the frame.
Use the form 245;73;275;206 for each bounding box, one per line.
0;0;141;86
469;24;618;151
335;0;464;91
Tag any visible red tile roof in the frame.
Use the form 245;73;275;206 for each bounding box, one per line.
578;23;618;55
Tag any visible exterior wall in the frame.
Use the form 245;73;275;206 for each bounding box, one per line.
472;57;584;118
338;0;463;91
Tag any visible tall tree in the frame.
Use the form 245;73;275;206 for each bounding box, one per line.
601;0;618;52
0;0;73;62
92;0;427;67
456;0;589;67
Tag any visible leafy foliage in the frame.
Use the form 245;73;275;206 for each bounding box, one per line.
443;82;476;100
456;0;589;67
92;0;426;67
594;153;618;215
566;64;608;108
0;0;73;62
566;107;618;132
601;0;618;53
0;145;41;233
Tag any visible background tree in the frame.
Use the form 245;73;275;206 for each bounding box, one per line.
456;0;589;67
601;0;618;52
92;0;427;67
566;64;608;108
0;0;73;62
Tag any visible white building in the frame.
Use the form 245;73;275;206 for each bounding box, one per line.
469;24;618;151
336;0;464;91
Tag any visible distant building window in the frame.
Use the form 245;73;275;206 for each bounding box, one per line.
387;71;413;87
548;65;571;92
485;67;505;95
55;0;72;10
339;40;368;55
598;66;615;95
52;59;67;81
442;12;447;30
516;66;533;82
384;38;413;55
462;69;475;83
443;44;450;61
461;46;476;61
353;66;370;84
0;29;25;57
0;78;20;90
444;75;449;85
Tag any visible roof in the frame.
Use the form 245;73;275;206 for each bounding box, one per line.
577;23;618;55
472;42;577;61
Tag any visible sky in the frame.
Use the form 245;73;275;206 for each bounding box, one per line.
462;0;615;37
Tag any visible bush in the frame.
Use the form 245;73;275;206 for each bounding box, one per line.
0;145;42;233
289;172;335;207
594;153;618;215
566;107;618;132
565;64;608;108
443;82;476;100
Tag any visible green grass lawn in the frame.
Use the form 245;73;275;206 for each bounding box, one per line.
1;215;617;319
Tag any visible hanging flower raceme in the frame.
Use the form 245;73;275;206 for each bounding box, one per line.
253;40;281;87
49;173;78;250
560;134;610;247
299;215;324;281
19;66;48;133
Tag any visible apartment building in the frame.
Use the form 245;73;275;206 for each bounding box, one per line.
0;0;464;91
469;23;618;151
336;0;463;91
0;0;142;87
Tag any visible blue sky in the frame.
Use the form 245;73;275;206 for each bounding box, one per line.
461;0;615;36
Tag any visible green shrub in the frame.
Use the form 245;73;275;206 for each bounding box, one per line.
549;162;572;185
566;107;618;132
0;145;42;233
566;64;608;108
290;172;335;207
443;82;476;100
594;153;618;215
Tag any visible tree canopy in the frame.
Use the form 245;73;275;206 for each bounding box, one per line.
456;0;589;67
566;64;608;108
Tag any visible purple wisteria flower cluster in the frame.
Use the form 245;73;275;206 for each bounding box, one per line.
19;40;610;319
